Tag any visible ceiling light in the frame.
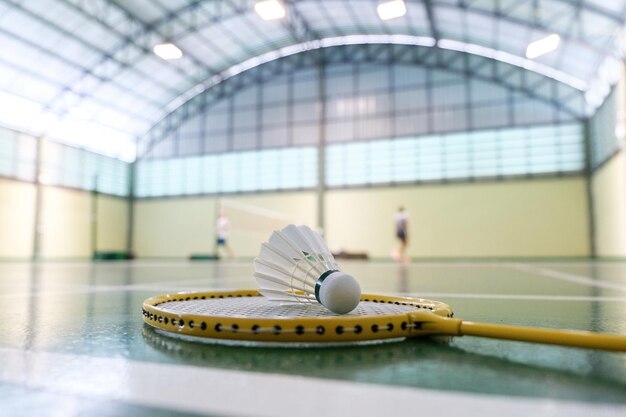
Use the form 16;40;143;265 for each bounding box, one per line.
255;0;286;20
526;34;560;59
377;0;407;21
153;43;183;60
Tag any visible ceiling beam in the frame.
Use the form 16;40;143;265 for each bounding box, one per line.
138;43;584;159
423;0;440;41
283;0;319;43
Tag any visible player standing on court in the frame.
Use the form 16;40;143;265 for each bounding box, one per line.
216;209;234;258
394;206;409;263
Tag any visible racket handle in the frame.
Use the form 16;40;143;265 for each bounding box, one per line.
459;321;626;352
408;311;626;351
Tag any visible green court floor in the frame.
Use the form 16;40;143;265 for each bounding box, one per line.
1;260;625;416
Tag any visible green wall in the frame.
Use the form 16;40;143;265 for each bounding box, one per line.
132;178;590;259
220;193;318;257
0;178;36;259
325;178;590;258
0;178;129;260
0;174;599;260
96;194;129;252
134;197;218;258
589;65;626;258
592;151;626;257
133;192;317;258
40;186;91;259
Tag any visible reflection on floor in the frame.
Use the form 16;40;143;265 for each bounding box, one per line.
1;260;626;417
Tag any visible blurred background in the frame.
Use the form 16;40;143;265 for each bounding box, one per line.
0;0;625;261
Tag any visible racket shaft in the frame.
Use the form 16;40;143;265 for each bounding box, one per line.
459;321;626;351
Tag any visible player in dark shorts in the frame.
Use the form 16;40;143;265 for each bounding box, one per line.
394;206;409;262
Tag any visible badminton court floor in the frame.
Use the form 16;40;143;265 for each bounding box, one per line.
1;260;625;416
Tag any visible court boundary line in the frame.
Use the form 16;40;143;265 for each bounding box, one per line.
3;285;626;302
403;293;626;302
1;347;624;417
508;264;626;293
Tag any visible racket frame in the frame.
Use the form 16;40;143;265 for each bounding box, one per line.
142;289;454;343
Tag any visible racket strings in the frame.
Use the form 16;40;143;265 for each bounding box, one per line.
156;297;425;318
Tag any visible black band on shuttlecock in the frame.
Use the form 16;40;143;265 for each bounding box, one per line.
315;270;339;303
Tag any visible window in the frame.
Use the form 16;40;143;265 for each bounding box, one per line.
325;123;584;186
135;147;317;197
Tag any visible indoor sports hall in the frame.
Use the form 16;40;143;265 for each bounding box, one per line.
1;1;626;416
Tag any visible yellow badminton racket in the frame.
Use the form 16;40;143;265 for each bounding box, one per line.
142;290;626;351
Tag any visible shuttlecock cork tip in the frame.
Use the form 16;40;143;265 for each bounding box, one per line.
315;271;361;314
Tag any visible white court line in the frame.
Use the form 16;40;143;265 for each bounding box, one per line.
1;347;624;417
357;262;513;267
0;276;254;299
0;284;240;300
404;293;626;302
509;264;626;293
519;262;626;267
1;260;625;268
3;284;626;303
0;261;254;269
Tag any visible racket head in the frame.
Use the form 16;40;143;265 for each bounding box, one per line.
142;290;454;346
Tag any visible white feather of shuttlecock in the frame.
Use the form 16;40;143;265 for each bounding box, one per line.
253;224;361;314
254;224;336;303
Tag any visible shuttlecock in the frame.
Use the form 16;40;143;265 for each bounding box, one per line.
254;224;361;314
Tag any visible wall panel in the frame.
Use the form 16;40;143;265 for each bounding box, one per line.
325;178;590;258
0;178;36;259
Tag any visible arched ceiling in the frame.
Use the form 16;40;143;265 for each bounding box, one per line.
0;0;625;160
